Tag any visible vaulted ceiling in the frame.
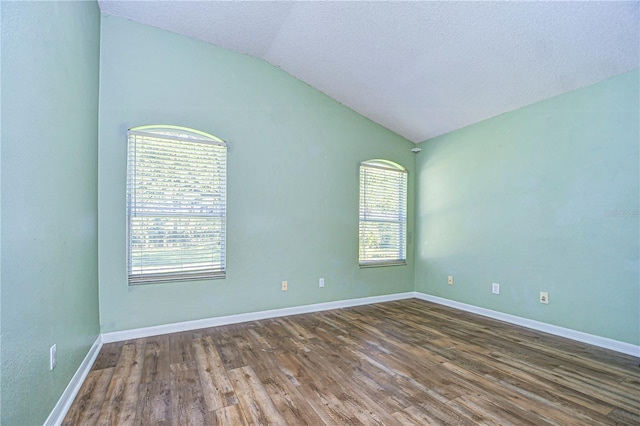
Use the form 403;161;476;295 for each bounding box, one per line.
98;1;639;143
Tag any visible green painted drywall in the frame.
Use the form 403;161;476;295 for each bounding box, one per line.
0;5;3;421
415;70;640;345
1;1;101;424
98;15;415;333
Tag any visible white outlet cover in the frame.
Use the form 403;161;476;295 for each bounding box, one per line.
540;292;549;304
492;283;500;294
50;344;57;370
319;278;325;288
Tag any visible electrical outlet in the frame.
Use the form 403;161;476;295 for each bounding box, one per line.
448;275;453;285
492;283;500;294
281;280;288;291
540;291;549;304
50;344;57;370
319;278;325;288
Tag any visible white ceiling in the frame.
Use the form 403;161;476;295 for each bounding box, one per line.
98;1;640;143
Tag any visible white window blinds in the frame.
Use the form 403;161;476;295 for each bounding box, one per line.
126;126;227;285
359;160;407;267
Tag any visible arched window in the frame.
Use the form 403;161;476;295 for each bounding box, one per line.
359;159;407;267
126;125;227;284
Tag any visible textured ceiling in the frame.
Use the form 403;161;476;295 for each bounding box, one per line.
98;1;640;143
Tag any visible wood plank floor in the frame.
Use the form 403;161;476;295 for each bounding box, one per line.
64;299;640;425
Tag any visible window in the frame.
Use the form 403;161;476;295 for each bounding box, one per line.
126;125;227;284
359;159;407;267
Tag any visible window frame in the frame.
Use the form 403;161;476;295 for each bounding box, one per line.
358;159;408;268
126;125;227;285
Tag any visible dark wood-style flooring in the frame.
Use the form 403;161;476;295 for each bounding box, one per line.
64;299;640;425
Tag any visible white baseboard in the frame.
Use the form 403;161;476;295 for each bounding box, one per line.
414;292;640;357
44;336;103;426
102;291;639;356
101;292;415;343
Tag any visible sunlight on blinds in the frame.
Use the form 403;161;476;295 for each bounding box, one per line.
126;126;226;284
359;160;407;267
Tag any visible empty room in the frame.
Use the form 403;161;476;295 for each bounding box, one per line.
1;1;639;425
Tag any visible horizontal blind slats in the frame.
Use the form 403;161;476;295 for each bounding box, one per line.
127;127;226;284
359;161;407;266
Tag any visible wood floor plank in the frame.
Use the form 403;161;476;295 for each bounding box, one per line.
255;365;325;425
607;407;640;425
170;362;211;425
338;343;477;425
141;336;170;384
326;380;398;426
392;405;440;425
91;341;124;371
134;381;171;426
491;350;639;418
96;342;145;425
192;336;238;411
274;350;330;387
211;327;246;370
232;327;279;373
296;381;365;425
276;316;316;340
169;361;199;388
441;359;611;425
62;367;114;426
211;404;249;425
273;318;314;353
171;382;211;426
552;365;640;415
227;366;287;425
66;299;640;425
169;333;195;365
480;355;615;417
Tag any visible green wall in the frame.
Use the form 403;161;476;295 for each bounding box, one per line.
98;15;415;333
415;70;640;345
1;1;101;424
